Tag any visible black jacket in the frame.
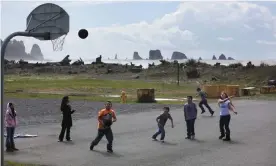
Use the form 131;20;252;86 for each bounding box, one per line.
61;104;75;127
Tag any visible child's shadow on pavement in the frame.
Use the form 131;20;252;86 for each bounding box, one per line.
192;139;205;143
62;141;75;145
161;141;178;146
201;115;216;118
92;150;123;158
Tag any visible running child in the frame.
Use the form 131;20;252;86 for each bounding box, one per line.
184;96;198;140
196;88;214;116
152;107;174;143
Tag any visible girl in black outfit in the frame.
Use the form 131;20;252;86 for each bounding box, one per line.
58;96;75;142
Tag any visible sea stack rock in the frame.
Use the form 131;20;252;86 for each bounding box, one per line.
212;55;217;60
171;51;187;60
30;44;44;60
1;39;44;60
149;50;163;60
133;51;142;60
228;57;234;60
5;39;28;60
218;54;227;60
198;57;202;60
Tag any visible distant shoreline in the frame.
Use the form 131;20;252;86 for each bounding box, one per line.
10;58;276;69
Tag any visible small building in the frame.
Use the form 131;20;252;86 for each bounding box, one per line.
241;87;256;96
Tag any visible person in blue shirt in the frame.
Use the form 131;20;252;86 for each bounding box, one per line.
218;92;237;141
196;88;214;116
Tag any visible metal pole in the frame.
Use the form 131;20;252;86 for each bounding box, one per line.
177;62;180;86
1;31;49;166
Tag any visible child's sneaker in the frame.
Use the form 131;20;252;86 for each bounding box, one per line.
6;148;13;152
152;137;157;141
12;148;19;151
107;149;113;153
219;135;225;139
89;144;94;151
160;140;165;143
191;135;195;140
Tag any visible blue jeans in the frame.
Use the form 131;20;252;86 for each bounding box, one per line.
152;125;165;140
6;127;15;149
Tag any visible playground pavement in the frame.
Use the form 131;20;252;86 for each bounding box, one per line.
4;100;276;166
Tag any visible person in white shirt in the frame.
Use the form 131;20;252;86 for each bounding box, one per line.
218;92;237;141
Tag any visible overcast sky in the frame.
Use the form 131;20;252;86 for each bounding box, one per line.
1;1;276;60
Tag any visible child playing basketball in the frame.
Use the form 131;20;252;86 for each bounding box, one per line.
152;107;174;143
90;101;117;153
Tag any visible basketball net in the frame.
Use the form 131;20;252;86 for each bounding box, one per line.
51;34;67;51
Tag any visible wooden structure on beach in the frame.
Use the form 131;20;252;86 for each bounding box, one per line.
241;87;257;96
260;86;276;94
203;84;240;98
137;89;155;103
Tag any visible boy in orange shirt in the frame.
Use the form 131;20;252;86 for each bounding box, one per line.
90;101;117;153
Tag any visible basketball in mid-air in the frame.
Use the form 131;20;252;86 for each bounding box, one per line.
78;29;88;39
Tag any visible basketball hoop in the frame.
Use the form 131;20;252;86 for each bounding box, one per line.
51;33;67;51
25;3;70;51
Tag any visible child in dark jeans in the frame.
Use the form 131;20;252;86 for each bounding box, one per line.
196;88;214;116
152;107;174;143
184;96;198;140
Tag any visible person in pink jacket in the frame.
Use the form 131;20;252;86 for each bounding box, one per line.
5;102;19;152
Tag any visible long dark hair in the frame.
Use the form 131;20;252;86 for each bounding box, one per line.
60;96;69;111
8;103;16;117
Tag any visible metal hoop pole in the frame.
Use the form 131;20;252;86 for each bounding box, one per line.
1;31;49;166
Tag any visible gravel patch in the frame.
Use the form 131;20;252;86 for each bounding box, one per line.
4;98;184;127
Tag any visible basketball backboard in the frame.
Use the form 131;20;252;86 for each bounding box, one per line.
26;3;69;41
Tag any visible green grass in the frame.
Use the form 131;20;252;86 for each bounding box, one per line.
4;75;197;103
4;75;276;104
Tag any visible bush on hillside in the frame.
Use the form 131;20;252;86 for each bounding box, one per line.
228;63;243;68
260;62;269;67
159;60;171;66
246;61;255;69
186;68;200;78
214;62;220;67
185;58;197;67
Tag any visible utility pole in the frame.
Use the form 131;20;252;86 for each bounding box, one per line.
177;62;180;86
